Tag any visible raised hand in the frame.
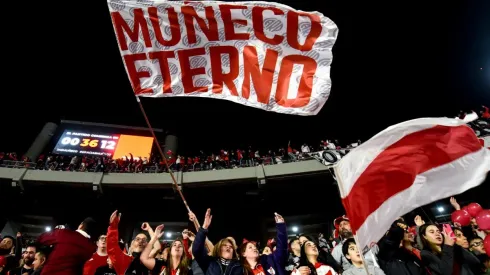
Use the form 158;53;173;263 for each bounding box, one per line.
141;222;150;231
450;197;461;210
202;209;212;230
274;212;285;223
154;224;164;239
414;215;425;227
110;210;121;225
189;212;197;222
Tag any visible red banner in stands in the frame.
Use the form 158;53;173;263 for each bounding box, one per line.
107;0;338;116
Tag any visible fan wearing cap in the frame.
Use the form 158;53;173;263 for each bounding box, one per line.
330;216;378;272
377;219;430;275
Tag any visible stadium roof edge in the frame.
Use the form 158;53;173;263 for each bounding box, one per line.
60;120;163;133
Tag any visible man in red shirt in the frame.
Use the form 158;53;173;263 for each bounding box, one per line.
107;211;150;275
37;218;97;275
83;235;108;275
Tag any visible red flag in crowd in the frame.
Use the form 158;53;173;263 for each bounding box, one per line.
334;117;490;251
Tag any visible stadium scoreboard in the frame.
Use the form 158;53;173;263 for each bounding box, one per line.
53;130;153;159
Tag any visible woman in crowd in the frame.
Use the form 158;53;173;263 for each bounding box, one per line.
419;223;483;275
378;219;429;275
453;227;483;275
296;235;340;273
419;224;455;275
292;240;338;275
140;225;192;275
192;209;242;275
240;212;288;275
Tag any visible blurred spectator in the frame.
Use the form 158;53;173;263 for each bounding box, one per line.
37;218;97;275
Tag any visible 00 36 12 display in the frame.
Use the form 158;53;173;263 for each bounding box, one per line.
53;130;120;157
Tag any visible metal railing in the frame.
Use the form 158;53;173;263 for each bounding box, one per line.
0;160;37;169
0;154;315;174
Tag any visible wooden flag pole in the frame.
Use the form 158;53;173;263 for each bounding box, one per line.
135;97;192;212
334;164;371;275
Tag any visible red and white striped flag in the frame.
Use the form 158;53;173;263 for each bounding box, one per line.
333;117;490;252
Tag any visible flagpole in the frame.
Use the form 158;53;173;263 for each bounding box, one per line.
135;96;192;212
134;97;214;253
353;235;372;275
333;165;370;275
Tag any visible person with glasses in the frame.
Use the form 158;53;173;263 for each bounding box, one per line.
107;211;156;275
83;235;108;275
469;237;486;256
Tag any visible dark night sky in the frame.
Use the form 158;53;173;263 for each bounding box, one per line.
1;1;488;155
0;1;489;241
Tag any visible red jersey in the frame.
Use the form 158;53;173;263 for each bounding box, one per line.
83;252;108;275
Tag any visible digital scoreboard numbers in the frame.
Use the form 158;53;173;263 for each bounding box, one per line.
54;130;120;157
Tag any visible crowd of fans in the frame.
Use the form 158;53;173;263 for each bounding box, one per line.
1;105;488;174
0;139;357;173
0;197;488;275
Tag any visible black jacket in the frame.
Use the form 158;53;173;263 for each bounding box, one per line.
378;226;430;275
420;244;481;275
192;228;243;275
420;245;454;275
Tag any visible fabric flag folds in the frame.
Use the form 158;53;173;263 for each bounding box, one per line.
333;117;490;252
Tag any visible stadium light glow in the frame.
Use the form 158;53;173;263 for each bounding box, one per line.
292;226;298;233
45;226;51;232
437;206;444;213
166;232;172;238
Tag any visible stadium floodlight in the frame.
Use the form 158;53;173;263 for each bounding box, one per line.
45;226;51;232
292;226;298;233
166;232;172;238
437;206;444;213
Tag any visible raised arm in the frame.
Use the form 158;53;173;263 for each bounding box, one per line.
449;197;461;211
15;232;23;261
189;210;213;253
414;215;425;249
141;224;164;271
192;209;214;273
107;210;132;275
270;213;288;267
378;222;405;261
142;222;162;258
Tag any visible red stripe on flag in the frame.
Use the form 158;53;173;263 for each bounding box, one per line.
342;125;482;233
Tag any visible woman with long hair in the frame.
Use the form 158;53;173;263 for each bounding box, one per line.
419;224;454;275
141;225;192;275
240;213;288;275
192;209;242;275
292;240;337;275
294;235;340;273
